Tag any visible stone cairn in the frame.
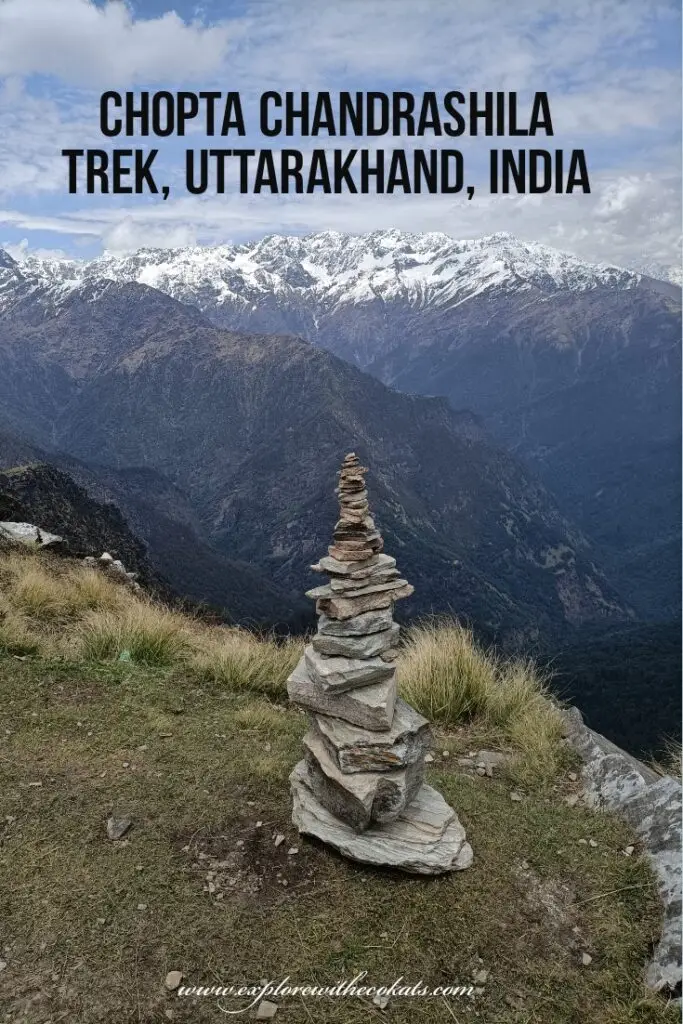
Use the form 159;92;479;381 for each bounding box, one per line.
288;453;473;874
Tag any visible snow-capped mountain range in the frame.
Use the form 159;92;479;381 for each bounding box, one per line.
0;230;663;324
0;228;679;627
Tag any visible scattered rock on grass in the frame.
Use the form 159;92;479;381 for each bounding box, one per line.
255;1000;278;1018
165;971;183;991
106;816;132;841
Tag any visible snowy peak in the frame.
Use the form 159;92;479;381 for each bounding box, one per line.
0;249;19;271
0;231;652;322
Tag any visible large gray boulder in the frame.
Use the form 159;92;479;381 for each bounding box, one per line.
562;706;681;997
0;521;64;549
620;776;682;995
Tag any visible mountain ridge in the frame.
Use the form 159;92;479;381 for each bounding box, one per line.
1;232;677;330
8;230;671;620
0;280;632;644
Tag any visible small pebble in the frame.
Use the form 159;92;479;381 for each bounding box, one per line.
568;772;578;782
588;839;598;848
274;834;285;847
624;845;635;857
372;993;390;1009
287;847;298;856
255;1001;278;1019
165;970;183;991
442;750;450;758
424;753;434;763
137;903;147;911
581;953;592;966
510;791;523;802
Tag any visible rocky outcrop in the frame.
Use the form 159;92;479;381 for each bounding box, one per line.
0;463;159;587
562;707;682;998
288;453;472;874
0;521;64;549
83;552;141;592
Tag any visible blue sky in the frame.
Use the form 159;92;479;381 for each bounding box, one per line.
0;0;680;273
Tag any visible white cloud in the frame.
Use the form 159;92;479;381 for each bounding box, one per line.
0;166;678;274
2;237;69;261
0;0;678;270
0;0;233;85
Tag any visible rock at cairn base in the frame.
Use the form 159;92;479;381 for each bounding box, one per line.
291;762;473;875
287;452;472;874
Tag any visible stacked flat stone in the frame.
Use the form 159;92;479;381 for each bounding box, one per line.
288;453;473;874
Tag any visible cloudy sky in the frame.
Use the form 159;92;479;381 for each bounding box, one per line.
0;0;680;275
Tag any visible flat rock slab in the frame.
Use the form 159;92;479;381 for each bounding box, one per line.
317;609;394;636
328;545;377;563
305;647;395;693
312;698;431;773
303;729;422;830
311;554;381;576
318;585;413;620
330;571;401;593
308;579;409;601
311;623;401;660
286;658;396;731
291;763;473;875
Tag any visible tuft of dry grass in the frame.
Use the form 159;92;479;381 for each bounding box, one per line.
651;738;682;780
0;550;125;622
77;601;195;666
398;621;565;785
0;603;42;656
0;547;303;694
191;628;303;697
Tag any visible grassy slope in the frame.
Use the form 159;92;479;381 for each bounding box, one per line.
0;551;678;1023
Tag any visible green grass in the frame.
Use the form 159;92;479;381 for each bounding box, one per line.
0;547;676;1022
0;653;676;1024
